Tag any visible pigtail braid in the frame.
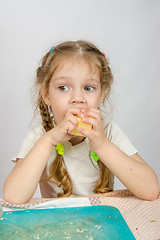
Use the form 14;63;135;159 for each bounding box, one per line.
39;100;54;132
39;100;73;197
94;160;113;193
49;155;73;198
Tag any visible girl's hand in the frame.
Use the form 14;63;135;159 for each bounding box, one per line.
79;108;109;153
46;108;84;146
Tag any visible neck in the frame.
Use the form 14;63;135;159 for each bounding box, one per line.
69;136;85;146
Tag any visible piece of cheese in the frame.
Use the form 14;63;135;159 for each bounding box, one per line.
71;116;92;137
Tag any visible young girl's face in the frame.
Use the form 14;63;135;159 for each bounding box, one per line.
42;57;105;125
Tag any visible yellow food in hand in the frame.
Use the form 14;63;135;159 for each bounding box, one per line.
71;116;92;137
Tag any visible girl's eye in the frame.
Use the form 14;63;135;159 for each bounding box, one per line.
84;86;95;92
59;86;69;91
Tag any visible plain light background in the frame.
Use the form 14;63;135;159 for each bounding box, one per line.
0;0;159;198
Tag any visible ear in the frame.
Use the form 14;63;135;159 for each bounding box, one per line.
99;85;106;105
40;85;51;106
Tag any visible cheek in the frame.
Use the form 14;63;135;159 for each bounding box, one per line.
50;101;67;123
88;99;100;109
89;92;102;107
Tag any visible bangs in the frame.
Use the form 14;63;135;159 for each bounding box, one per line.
49;53;101;82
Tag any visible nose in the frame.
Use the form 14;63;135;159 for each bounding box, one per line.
70;88;86;105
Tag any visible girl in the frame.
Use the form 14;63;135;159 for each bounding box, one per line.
3;40;159;204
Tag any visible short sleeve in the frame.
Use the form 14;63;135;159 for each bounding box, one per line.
12;125;46;162
104;120;138;156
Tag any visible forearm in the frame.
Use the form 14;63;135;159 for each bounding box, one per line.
97;139;159;200
3;134;54;204
3;112;79;204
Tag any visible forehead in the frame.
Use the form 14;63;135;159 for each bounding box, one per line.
53;56;100;78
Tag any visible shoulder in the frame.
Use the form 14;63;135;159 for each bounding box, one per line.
12;125;46;161
22;125;46;145
102;118;138;156
102;117;126;138
102;117;118;139
27;124;46;138
103;120;121;137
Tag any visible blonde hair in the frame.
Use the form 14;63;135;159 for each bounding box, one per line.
35;40;113;197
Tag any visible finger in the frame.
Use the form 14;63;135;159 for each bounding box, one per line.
68;114;78;126
65;108;85;119
66;121;75;135
82;117;99;132
78;128;95;139
85;108;101;119
58;114;77;133
82;112;102;131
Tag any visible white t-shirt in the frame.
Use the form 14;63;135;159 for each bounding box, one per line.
12;119;138;198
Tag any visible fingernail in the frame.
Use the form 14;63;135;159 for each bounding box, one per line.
80;112;84;117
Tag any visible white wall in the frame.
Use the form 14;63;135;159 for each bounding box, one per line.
0;0;159;198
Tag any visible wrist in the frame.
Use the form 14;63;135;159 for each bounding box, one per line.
95;138;111;159
41;131;57;148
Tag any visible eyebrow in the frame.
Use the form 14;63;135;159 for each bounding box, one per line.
54;76;71;82
54;76;100;83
